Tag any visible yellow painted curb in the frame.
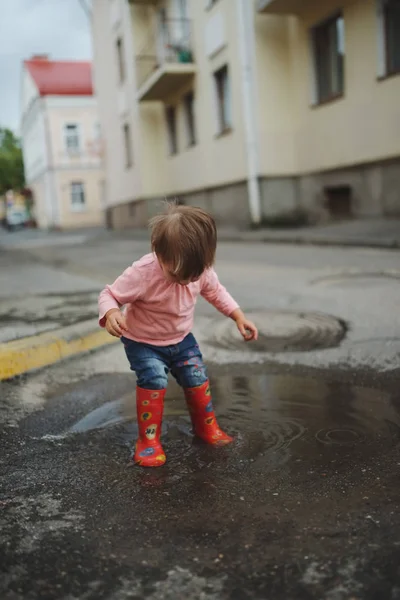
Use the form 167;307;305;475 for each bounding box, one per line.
0;326;118;381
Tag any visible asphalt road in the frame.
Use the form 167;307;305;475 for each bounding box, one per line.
1;349;400;600
1;231;400;599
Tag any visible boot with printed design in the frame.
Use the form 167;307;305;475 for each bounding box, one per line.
134;387;166;467
184;381;233;445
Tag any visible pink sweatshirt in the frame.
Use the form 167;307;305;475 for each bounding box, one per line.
98;253;239;346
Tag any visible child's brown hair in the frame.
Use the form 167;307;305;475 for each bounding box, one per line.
150;204;217;281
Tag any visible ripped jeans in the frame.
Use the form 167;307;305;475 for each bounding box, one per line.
121;333;208;390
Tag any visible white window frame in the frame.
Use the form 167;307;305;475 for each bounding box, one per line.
70;182;86;212
64;123;81;154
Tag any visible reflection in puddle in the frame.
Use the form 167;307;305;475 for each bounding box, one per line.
69;399;130;433
64;373;400;472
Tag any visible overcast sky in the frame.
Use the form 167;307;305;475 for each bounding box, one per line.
0;0;92;134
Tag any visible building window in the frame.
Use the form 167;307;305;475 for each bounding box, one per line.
312;13;345;104
123;123;133;168
165;106;178;155
64;123;80;153
184;91;196;147
70;182;86;211
213;65;232;134
116;37;125;83
383;0;400;76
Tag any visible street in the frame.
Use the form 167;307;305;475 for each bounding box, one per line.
1;231;400;599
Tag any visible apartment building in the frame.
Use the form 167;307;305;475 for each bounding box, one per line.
21;57;105;229
92;0;400;229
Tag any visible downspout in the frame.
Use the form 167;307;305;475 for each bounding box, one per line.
236;0;262;225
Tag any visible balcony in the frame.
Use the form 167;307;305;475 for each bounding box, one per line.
135;18;196;102
258;0;302;15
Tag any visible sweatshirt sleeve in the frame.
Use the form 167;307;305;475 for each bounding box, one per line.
200;268;239;317
98;264;144;327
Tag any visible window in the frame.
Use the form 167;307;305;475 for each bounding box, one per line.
312;14;345;104
213;65;232;134
123;123;133;168
184;91;196;147
383;0;400;76
64;123;80;153
165;106;178;155
70;182;86;211
116;37;125;83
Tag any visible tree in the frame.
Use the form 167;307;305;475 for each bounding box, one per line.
0;128;25;196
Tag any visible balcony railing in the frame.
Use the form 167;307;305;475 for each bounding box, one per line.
135;18;195;100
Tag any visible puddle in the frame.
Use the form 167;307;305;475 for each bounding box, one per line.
63;373;400;470
207;311;346;353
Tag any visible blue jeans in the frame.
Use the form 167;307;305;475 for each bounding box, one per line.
121;333;208;390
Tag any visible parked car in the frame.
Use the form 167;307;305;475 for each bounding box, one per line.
4;207;29;231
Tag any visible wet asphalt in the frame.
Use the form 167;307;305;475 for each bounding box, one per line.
1;358;400;600
1;236;400;598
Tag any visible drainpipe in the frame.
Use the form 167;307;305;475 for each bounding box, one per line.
236;0;262;226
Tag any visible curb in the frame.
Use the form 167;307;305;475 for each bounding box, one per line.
0;320;118;381
105;228;400;251
216;233;400;250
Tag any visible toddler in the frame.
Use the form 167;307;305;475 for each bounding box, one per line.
98;205;258;467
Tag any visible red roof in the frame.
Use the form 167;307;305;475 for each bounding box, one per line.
24;58;93;97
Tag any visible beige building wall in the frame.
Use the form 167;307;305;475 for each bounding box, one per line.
45;99;105;228
21;60;105;230
289;0;400;173
130;0;249;197
92;0;400;228
256;0;400;218
56;170;104;228
29;175;47;229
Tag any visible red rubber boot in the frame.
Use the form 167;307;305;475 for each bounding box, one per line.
134;387;166;467
184;381;233;445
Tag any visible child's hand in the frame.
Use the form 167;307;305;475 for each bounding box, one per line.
105;309;128;338
230;309;258;342
236;317;258;342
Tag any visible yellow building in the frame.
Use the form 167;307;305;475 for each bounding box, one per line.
92;0;400;228
21;57;105;230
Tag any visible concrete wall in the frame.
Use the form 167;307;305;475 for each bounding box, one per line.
297;158;400;219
